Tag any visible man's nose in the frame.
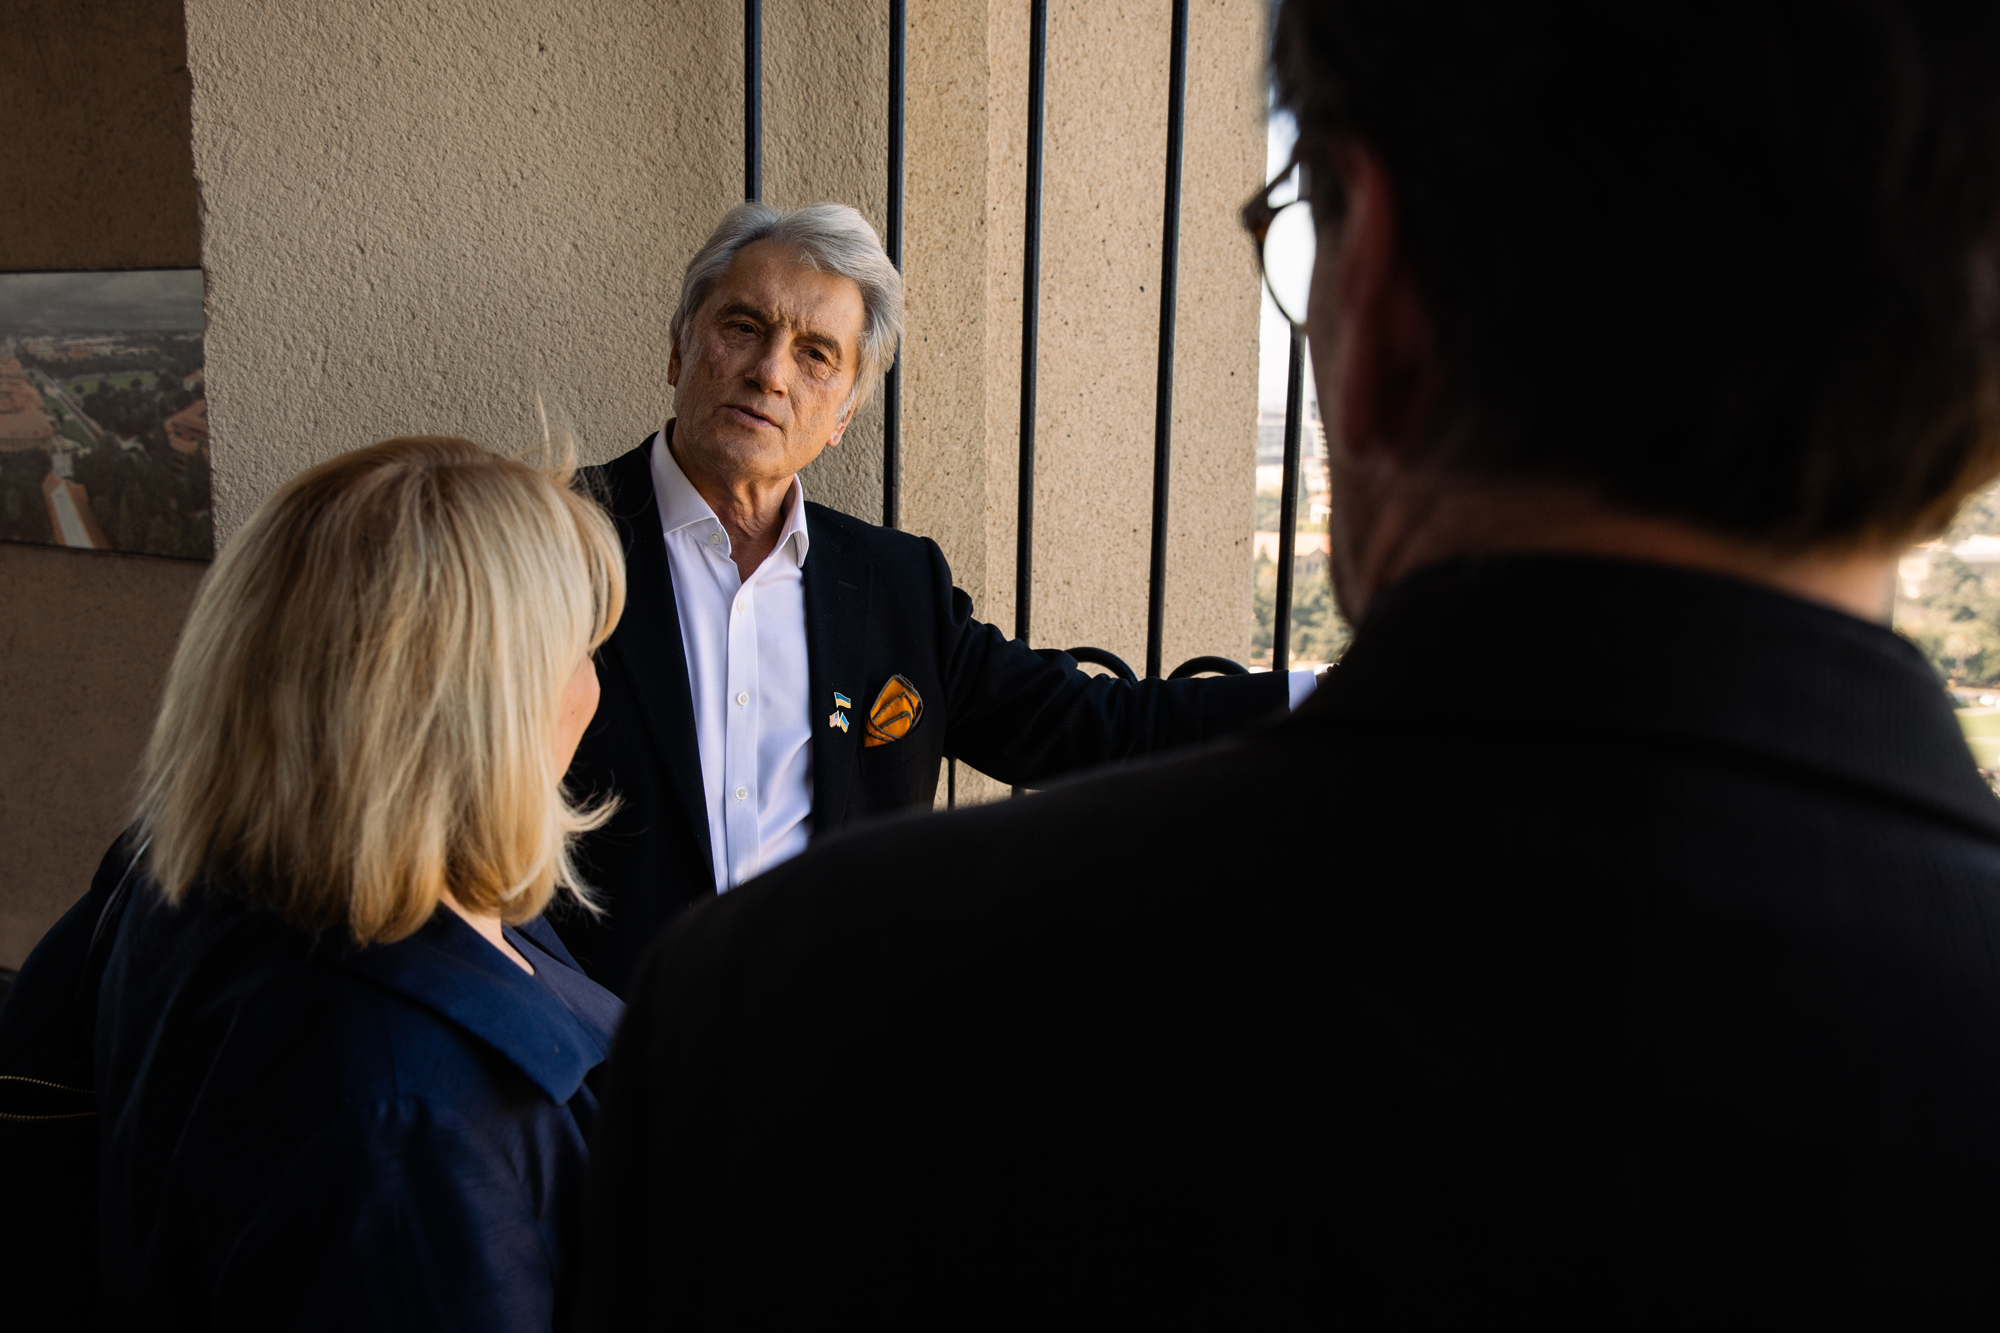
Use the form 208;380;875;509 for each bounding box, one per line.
745;337;789;395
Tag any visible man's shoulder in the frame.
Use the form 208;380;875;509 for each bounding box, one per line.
803;499;938;563
800;498;940;580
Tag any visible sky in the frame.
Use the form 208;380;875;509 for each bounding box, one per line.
0;269;205;334
1256;109;1320;423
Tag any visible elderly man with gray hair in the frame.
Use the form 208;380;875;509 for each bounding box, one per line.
557;202;1311;993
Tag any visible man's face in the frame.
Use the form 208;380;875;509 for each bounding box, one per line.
669;239;867;487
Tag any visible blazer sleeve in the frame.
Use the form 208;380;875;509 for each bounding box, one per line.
213;1099;559;1333
922;540;1290;786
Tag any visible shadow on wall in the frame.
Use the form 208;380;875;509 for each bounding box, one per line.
0;543;205;968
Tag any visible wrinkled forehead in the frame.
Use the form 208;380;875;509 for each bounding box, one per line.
704;239;867;351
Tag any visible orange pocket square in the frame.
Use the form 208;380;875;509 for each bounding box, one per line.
864;675;923;747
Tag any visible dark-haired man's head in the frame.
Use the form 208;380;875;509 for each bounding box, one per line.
1275;0;2000;622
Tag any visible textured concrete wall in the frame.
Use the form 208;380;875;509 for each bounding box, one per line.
186;0;743;538
0;0;201;272
0;546;205;967
187;0;909;538
0;0;208;969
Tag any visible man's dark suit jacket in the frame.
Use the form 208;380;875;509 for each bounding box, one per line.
578;555;2000;1323
555;434;1288;994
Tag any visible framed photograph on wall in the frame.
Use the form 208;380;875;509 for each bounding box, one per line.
0;269;209;560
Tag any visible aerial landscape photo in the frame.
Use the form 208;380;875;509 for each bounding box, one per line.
0;268;208;560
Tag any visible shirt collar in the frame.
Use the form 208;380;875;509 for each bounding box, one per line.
650;423;811;569
331;908;620;1105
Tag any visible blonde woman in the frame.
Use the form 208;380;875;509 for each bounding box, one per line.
82;436;624;1329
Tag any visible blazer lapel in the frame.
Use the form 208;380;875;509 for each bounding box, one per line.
597;437;715;888
803;505;871;836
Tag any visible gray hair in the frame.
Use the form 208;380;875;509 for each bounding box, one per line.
670;202;904;412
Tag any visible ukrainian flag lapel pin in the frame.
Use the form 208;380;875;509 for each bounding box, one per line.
830;691;851;732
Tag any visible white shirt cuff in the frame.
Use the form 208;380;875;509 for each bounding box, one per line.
1287;668;1319;710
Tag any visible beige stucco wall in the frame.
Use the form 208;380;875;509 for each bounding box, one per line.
0;545;206;967
0;0;209;969
186;0;740;535
186;0;906;536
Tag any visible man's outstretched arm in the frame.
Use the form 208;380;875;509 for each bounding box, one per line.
922;539;1308;786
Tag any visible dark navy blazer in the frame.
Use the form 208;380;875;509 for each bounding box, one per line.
92;878;622;1332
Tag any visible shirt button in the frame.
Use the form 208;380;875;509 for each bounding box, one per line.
734;786;748;801
708;532;724;547
735;692;749;706
736;598;748;613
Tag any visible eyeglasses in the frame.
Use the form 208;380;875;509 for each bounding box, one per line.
1240;159;1316;328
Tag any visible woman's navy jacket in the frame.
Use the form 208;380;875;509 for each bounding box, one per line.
90;874;622;1331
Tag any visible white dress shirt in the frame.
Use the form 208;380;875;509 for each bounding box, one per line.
651;434;815;892
651;430;1321;894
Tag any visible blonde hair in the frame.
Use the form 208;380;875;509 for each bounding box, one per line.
136;435;626;945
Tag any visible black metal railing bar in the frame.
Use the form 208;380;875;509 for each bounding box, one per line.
1009;0;1051;800
743;0;762;202
1273;324;1306;670
1016;0;1049;647
881;0;906;531
1145;0;1191;680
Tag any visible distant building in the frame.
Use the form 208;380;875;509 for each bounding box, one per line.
1254;405;1330;494
0;357;54;452
1255;404;1327;465
1253;530;1332;562
42;465;110;550
183;367;204;392
165;397;210;457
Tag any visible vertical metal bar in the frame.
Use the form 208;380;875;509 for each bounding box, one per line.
1145;0;1190;680
1273;325;1305;671
1010;0;1049;799
1016;0;1047;646
882;0;906;529
744;0;762;201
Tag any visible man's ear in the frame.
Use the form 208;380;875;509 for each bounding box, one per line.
1325;142;1435;465
667;342;682;389
823;391;860;449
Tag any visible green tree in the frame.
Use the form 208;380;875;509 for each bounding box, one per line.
1251;553;1351;668
1899;553;2000;685
1254;487;1328;533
